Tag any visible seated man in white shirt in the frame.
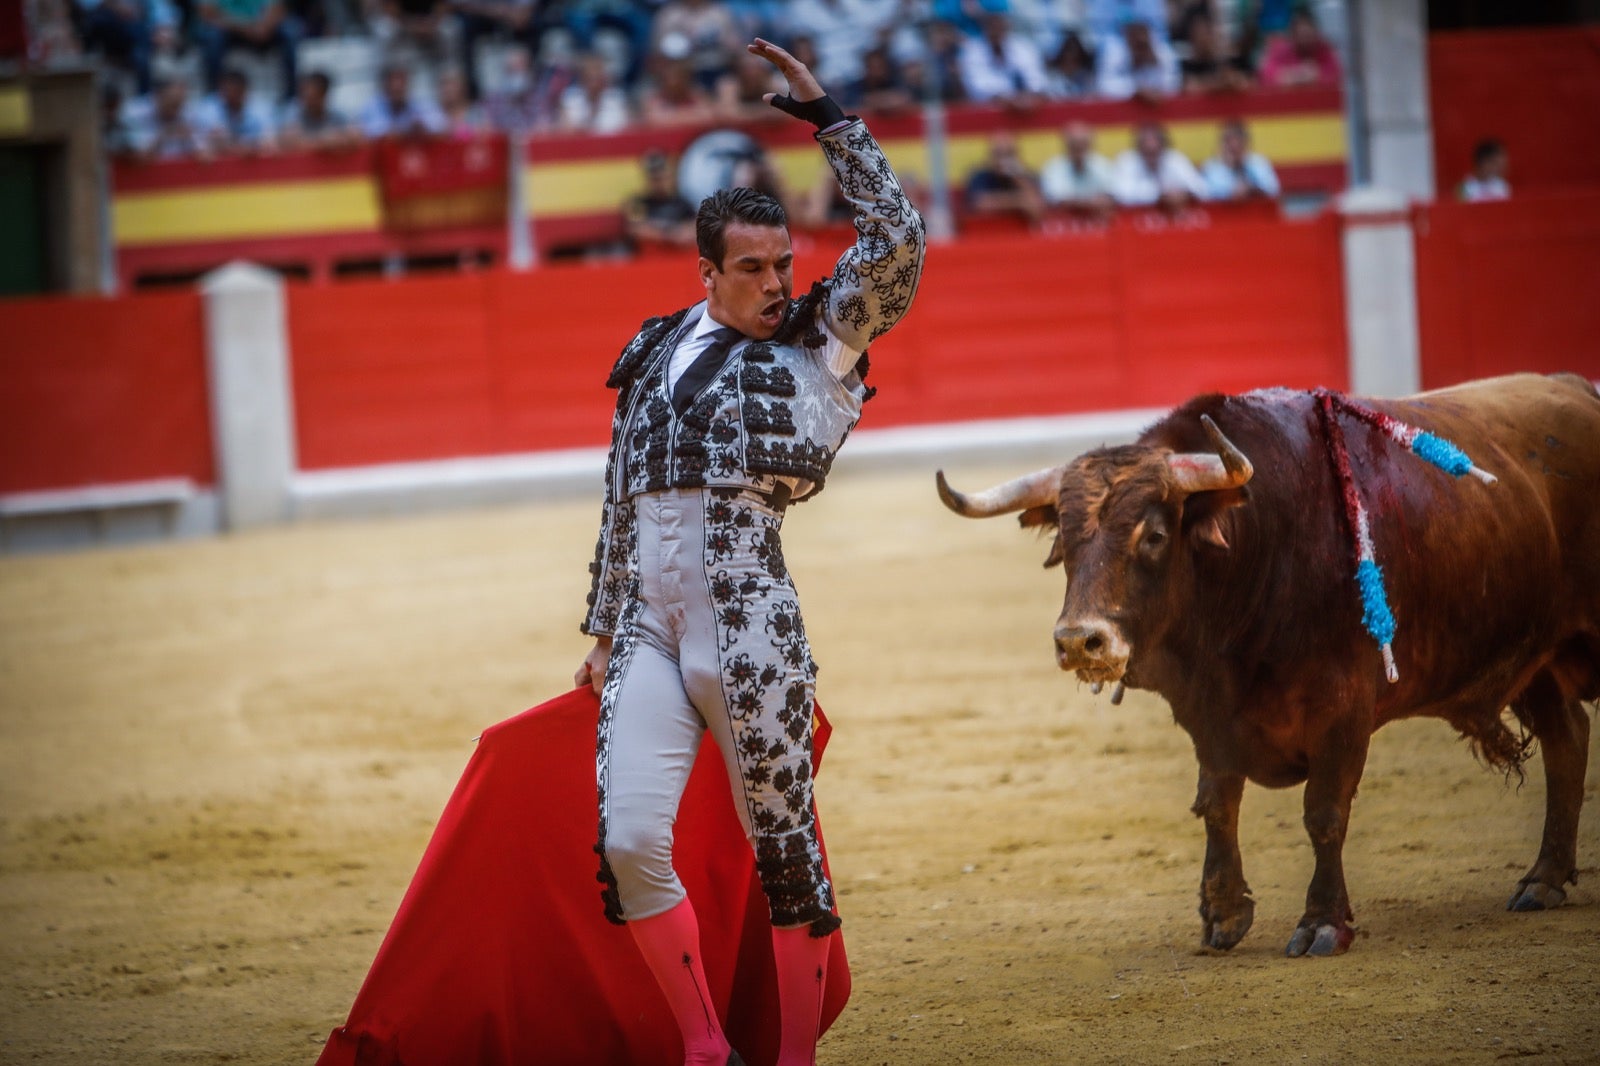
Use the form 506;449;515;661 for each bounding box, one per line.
1201;119;1281;201
958;11;1050;105
1094;16;1179;101
1111;120;1206;208
1039;120;1115;218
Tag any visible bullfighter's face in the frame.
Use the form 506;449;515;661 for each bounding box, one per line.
700;221;794;341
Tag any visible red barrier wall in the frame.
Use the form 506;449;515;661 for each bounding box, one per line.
1415;191;1600;389
1429;28;1600;200
0;290;213;493
288;210;1348;470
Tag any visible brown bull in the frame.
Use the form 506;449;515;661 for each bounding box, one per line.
937;372;1600;956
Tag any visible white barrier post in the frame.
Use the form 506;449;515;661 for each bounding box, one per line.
200;262;298;530
1338;187;1421;398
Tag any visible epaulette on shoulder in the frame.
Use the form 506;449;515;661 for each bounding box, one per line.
606;306;692;389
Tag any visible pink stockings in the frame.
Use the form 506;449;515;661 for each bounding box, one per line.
770;923;831;1066
629;898;833;1066
628;900;730;1065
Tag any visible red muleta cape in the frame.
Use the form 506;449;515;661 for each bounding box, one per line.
316;687;849;1066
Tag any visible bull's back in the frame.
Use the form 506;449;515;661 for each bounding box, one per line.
1363;372;1600;710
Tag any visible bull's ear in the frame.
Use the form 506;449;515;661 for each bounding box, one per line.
1182;488;1247;551
1018;504;1058;531
1017;505;1063;567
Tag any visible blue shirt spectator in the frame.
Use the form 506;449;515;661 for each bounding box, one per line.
360;64;447;138
1201;120;1280;200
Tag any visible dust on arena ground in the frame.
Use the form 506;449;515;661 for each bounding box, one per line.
2;462;1596;1065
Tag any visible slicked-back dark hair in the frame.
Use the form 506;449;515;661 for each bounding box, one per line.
696;187;788;270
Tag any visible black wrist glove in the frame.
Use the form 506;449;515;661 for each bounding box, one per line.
768;92;848;130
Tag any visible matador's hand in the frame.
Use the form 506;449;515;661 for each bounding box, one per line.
749;37;845;129
575;637;612;696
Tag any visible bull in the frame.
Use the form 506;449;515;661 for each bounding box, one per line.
937;372;1600;956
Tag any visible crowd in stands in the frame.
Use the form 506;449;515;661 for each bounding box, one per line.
960;115;1279;227
40;0;1346;162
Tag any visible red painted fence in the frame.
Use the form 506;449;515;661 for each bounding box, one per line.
0;289;213;494
286;208;1348;471
1414;190;1600;389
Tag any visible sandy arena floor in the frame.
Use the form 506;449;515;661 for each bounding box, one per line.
2;462;1597;1065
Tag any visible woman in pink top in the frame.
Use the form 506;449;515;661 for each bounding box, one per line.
1259;9;1342;89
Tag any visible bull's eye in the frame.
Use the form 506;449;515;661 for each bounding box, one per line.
1138;527;1169;565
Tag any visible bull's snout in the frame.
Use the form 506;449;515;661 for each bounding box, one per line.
1053;619;1130;680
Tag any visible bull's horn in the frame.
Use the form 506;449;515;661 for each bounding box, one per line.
1167;414;1254;494
935;466;1060;518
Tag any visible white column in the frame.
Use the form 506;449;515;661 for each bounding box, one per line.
1349;0;1433;199
1338;187;1420;398
200;262;298;529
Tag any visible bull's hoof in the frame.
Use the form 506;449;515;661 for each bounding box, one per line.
1507;880;1566;912
1285;922;1353;958
1201;898;1255;952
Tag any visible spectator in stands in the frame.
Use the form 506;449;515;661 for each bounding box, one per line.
637;49;717;126
1043;29;1095;99
559;50;631;133
368;0;457;73
1111;120;1205;208
195;0;300;101
1180;9;1252;93
197;64;279;153
1039;120;1115;217
1258;7;1341;90
436;67;490;136
560;1;658;87
483;44;563;132
839;44;916;114
964;129;1045;226
360;62;447;137
797;167;855;229
901;18;967;102
28;0;85;63
71;0;177;94
100;82;141;157
728;141;793;213
127;77;212;160
622;148;696;250
715;46;785;122
1201;118;1279;200
279;69;359;149
1458;138;1511;202
453;0;539;101
782;0;893;86
651;0;740;90
1095;15;1179;101
958;12;1049;106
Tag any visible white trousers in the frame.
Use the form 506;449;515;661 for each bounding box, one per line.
594;486;836;932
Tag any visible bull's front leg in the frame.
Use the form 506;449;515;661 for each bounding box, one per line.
1192;766;1254;950
1287;720;1371;957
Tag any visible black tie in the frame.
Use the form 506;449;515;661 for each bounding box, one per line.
672;326;742;415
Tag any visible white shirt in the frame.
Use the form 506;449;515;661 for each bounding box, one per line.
1111;148;1206;205
665;302;862;396
1040;152;1115;204
1094;32;1181;99
1202;153;1281;200
1459;175;1510;202
958;34;1050;102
